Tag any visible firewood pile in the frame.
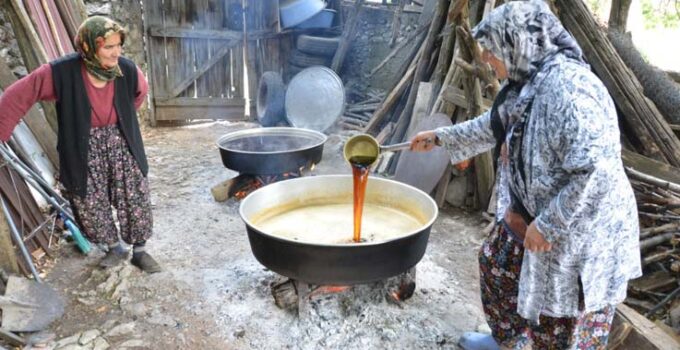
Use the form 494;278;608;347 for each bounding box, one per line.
625;165;680;328
339;90;385;131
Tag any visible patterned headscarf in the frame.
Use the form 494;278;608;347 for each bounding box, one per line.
472;0;584;84
473;0;588;220
75;16;126;81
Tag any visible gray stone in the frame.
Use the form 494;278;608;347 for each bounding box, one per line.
100;319;118;331
56;344;90;350
119;339;145;348
105;322;136;337
147;310;176;327
111;278;130;300
79;329;101;345
121;301;149;317
92;337;110;350
77;297;96;306
25;331;56;346
54;334;81;349
476;322;492;334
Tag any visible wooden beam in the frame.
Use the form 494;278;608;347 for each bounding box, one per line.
363;64;416;133
608;304;680;350
331;0;365;73
622;149;680;186
442;85;492;110
0;328;25;347
154;98;247;121
148;26;275;41
154;97;247;107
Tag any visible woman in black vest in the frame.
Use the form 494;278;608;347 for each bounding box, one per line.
0;16;161;273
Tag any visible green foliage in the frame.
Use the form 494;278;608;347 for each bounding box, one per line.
587;0;602;14
641;0;680;29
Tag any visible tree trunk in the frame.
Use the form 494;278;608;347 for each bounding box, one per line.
555;0;680;167
609;0;632;33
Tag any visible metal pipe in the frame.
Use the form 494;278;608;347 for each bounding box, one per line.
0;144;69;207
0;145;75;222
0;196;41;283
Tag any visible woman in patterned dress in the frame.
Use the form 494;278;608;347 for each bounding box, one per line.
411;1;640;349
0;16;161;273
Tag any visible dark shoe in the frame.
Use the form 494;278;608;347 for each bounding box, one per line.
459;332;500;350
131;252;162;273
99;247;129;268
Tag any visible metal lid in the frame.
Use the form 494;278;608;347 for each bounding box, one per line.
279;0;326;28
285;66;345;132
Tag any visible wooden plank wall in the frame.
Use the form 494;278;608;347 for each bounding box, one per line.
144;0;250;122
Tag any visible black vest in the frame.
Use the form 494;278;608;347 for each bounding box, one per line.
50;53;148;197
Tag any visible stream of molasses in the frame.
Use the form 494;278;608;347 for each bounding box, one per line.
350;155;375;242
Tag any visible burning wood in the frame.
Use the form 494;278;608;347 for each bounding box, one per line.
210;164;316;202
270;267;417;315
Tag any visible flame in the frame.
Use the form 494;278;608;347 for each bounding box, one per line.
308;285;351;299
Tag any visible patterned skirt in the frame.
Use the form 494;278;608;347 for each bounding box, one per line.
67;125;153;245
478;223;615;350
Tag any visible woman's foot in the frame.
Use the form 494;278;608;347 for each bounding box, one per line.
130;251;161;273
99;243;129;268
459;332;500;350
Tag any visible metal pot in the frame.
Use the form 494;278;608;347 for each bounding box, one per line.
239;175;438;285
217;127;326;175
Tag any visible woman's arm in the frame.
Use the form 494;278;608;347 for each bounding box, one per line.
429;110;495;164
0;64;57;141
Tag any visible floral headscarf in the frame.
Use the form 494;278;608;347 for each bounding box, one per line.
472;0;588;221
74;16;126;81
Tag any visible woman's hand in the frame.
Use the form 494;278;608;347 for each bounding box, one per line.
410;131;439;152
524;221;552;252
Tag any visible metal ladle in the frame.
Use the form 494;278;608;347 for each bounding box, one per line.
343;134;434;166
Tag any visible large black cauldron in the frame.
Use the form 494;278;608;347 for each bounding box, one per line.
239;175;438;285
217;127;326;174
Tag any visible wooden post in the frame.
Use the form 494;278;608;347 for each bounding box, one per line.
331;0;365;73
0;202;19;274
390;0;449;144
2;0;58;132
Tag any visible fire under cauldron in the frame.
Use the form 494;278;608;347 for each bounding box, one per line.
239;175;438;285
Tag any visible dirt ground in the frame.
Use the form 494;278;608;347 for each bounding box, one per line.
35;121;490;350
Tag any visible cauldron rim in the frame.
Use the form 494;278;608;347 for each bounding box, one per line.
216;127;327;155
239;175;438;247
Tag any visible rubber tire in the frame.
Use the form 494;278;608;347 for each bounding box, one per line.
289;49;332;68
256;71;286;127
296;34;340;57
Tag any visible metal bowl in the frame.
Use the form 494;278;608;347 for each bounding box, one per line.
239;175;438;284
285;66;345;132
217;127;327;174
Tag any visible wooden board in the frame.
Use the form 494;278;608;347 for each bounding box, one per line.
394;113;452;194
609;304;680;350
142;0;250;122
